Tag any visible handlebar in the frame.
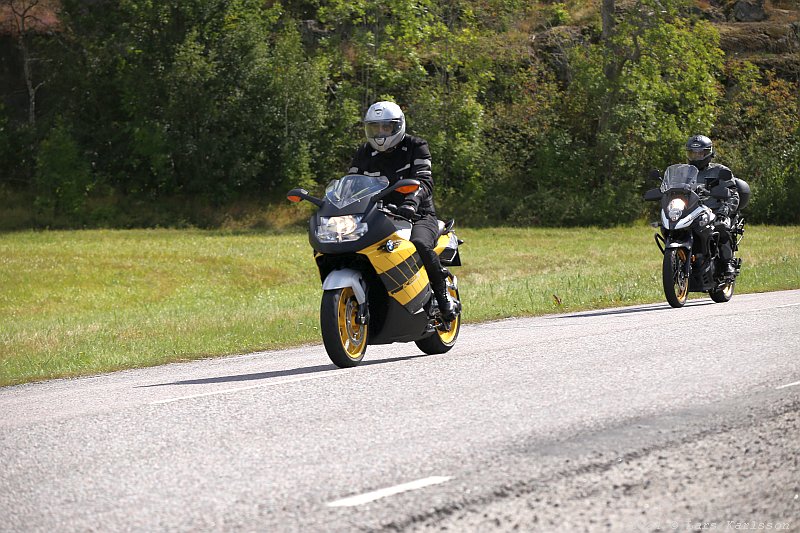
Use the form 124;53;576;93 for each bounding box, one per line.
379;203;421;222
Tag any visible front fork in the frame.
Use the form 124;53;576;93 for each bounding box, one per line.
356;288;369;325
657;231;693;278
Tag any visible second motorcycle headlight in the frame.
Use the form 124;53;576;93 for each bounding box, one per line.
667;198;686;222
316;215;368;242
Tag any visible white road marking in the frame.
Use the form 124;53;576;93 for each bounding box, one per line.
776;380;800;391
149;373;339;405
327;476;452;507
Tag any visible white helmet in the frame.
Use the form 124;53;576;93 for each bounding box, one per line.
364;101;405;152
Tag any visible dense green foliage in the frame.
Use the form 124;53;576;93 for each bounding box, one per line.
1;0;798;227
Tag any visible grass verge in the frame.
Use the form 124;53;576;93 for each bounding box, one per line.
1;225;798;387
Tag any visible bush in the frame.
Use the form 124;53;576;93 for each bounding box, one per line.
544;3;572;27
34;120;92;220
715;63;800;224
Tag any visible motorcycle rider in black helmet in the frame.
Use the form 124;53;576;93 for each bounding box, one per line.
348;101;459;322
686;134;740;276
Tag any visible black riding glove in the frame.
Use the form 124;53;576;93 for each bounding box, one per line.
397;203;417;220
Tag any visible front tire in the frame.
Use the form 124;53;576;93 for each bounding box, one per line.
415;288;461;355
320;287;368;368
663;248;689;308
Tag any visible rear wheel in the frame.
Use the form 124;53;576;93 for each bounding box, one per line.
710;280;735;303
415;287;461;355
663;248;689;308
320;287;367;367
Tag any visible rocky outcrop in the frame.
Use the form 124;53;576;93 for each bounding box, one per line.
690;0;800;81
717;16;800;79
718;22;800;54
730;0;768;22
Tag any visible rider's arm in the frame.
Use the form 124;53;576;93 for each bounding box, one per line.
718;172;740;216
401;140;434;211
348;144;368;175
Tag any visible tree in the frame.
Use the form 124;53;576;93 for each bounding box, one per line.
561;0;723;223
1;0;57;125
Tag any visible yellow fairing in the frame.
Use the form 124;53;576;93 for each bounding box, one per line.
360;233;430;307
433;233;451;255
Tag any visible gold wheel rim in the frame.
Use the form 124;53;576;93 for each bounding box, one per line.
337;287;366;359
437;286;459;345
674;249;689;302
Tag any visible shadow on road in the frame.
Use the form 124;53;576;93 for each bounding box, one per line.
137;353;429;388
552;300;716;319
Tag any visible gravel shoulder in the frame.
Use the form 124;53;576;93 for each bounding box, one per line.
394;392;800;533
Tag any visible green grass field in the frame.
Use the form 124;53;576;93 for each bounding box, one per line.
2;225;798;387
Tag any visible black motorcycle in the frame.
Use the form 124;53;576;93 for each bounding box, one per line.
287;174;463;367
643;164;748;308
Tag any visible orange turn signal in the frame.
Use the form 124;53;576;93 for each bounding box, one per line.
395;184;420;194
287;195;302;203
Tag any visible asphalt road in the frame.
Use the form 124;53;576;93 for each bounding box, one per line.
2;290;799;532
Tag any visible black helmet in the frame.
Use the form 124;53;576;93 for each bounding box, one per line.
686;134;713;169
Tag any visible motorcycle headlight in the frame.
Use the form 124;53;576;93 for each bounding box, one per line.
667;198;686;222
316;215;368;242
696;211;709;227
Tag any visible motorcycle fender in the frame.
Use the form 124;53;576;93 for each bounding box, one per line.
665;235;692;250
665;236;693;276
322;269;367;304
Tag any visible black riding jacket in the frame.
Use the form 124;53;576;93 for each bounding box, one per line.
348;135;436;216
696;163;740;217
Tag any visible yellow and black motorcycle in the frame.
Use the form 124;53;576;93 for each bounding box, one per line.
287;174;462;367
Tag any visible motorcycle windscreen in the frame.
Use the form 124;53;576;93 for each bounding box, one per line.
324;174;389;209
660;164;699;193
360;235;431;313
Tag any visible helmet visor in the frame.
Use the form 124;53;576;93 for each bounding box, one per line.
365;120;402;139
687;148;711;161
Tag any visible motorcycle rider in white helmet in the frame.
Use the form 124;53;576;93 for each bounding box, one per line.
348;101;459;321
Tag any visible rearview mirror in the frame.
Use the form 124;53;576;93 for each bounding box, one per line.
287;188;324;207
374;179;421;202
710;184;730;199
648;169;661;182
287;188;307;202
643;188;662;202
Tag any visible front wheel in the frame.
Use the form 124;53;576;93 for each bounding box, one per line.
415;288;461;355
320;287;368;368
663;248;690;308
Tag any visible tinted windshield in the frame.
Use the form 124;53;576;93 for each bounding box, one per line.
325;174;390;209
660;164;699;193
